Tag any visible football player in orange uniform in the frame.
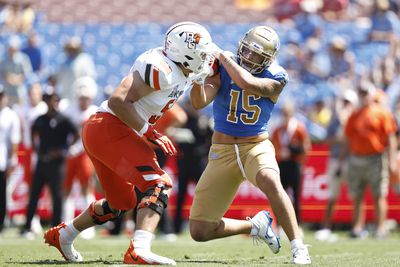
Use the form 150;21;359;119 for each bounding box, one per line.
44;22;215;265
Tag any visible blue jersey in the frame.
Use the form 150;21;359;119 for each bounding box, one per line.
213;60;288;137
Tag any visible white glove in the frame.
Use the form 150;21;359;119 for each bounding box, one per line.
210;43;224;60
192;62;213;85
192;71;209;85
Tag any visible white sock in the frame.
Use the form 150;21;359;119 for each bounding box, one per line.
63;197;75;222
133;230;153;251
290;239;304;250
60;221;81;244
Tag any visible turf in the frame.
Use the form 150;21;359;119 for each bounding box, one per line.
1;228;400;266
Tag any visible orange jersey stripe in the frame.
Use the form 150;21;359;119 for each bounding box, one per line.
153;67;160;90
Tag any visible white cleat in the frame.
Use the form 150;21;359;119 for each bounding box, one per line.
292;245;311;265
247;211;281;254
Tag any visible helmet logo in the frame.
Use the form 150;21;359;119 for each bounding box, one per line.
184;32;202;49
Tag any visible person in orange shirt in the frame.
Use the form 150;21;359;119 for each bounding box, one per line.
345;82;397;239
271;102;311;224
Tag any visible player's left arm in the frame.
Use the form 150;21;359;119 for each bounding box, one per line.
190;73;221;109
218;52;284;98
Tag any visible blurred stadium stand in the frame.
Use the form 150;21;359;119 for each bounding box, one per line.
0;0;394;113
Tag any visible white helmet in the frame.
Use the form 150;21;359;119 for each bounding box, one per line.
164;21;214;74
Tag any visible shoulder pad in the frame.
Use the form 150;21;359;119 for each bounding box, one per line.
268;64;289;86
132;50;174;91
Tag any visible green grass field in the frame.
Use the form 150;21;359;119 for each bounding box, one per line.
1;228;400;266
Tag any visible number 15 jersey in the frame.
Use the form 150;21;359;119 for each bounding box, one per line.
213;60;289;137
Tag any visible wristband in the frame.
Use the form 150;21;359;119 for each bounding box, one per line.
138;123;149;136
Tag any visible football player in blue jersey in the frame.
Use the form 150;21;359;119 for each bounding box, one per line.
189;26;311;265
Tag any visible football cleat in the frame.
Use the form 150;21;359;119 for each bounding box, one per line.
123;240;176;265
44;222;83;262
247;211;281;254
292;245;311;265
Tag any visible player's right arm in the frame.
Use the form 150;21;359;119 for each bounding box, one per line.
108;71;153;132
218;52;284;98
108;69;177;156
190;73;220;110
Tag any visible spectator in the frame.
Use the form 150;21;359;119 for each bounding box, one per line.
0;1;8;30
3;2;22;33
19;1;35;33
21;90;79;238
271;102;311;224
272;0;302;21
308;98;332;129
368;0;399;43
321;0;350;21
55;36;96;104
22;32;42;74
293;0;324;40
2;1;34;33
391;97;400;194
328;36;355;82
0;86;21;233
372;55;396;91
302;38;328;83
345;82;397;239
13;82;47;185
314;89;358;241
0;36;32;105
62;77;98;240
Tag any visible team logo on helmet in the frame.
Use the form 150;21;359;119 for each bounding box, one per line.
184;32;202;49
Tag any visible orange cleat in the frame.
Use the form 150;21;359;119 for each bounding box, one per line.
123;240;176;265
44;222;83;262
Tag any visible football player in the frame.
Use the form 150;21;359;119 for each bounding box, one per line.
44;21;215;265
189;26;311;265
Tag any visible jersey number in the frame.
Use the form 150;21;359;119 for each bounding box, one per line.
148;99;175;124
227;90;261;125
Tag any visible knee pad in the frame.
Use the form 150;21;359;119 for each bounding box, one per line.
89;200;125;225
137;183;169;215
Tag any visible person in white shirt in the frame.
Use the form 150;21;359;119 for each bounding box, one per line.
13;82;47;185
13;81;47;237
61;76;98;239
0;86;21;232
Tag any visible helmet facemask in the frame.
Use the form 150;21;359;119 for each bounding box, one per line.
237;26;280;74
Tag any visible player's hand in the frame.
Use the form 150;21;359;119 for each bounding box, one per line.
210;43;223;60
143;125;177;156
192;71;209;85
